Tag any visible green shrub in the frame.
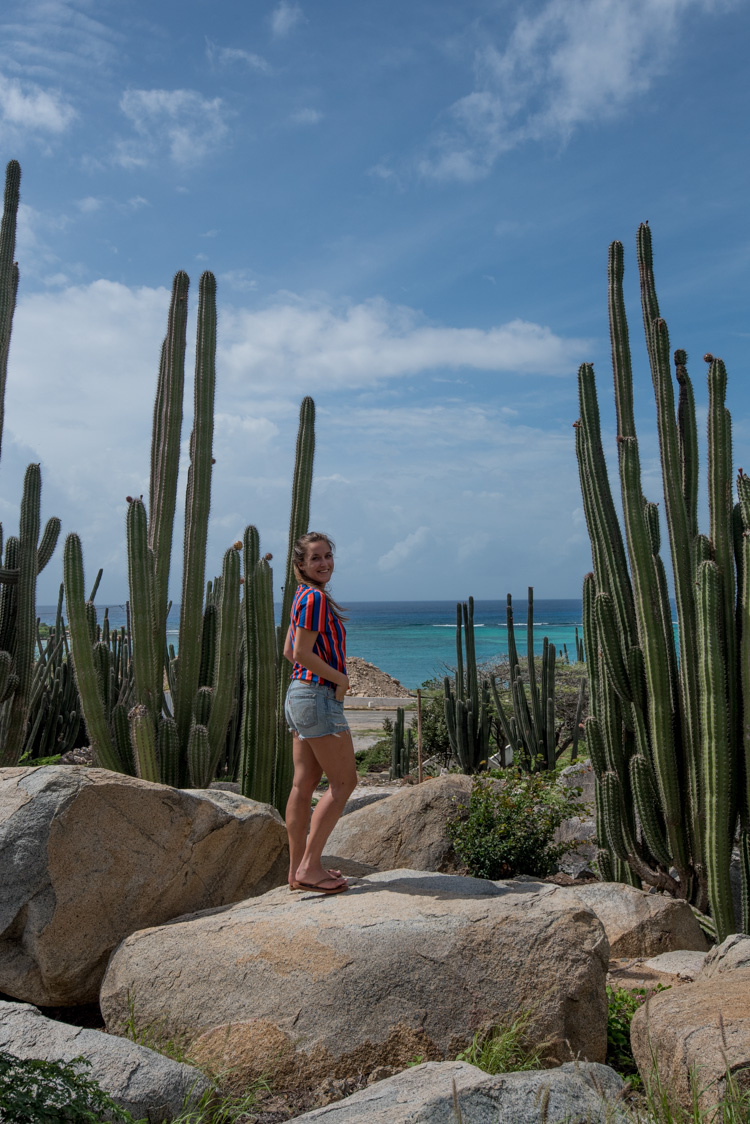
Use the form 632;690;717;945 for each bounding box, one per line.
0;1051;136;1123
446;770;586;879
419;692;451;760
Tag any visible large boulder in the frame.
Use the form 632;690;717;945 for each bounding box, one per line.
101;870;609;1094
0;1000;209;1123
567;882;709;958
325;775;472;872
0;766;288;1005
630;969;750;1113
288;1060;628;1123
701;933;750;979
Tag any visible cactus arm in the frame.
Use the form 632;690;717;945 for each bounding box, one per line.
126;499;159;720
206;546;241;778
274;396;315;813
697;560;736;939
149;272;189;693
455;602;464;702
175;272;216;749
675;350;699;539
242;556;277;803
526;588;544;750
3;464;41;759
0;161;21;460
187;722;211;788
129;703;160;783
63;534;120;770
608;241;637;440
37;517;61;574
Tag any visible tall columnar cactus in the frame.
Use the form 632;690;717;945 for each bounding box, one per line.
0;161;61;764
65;271;241;785
576;224;749;938
444;596;492;773
490;588;565;772
390;707;412;779
273;396;315;812
238;526;278;804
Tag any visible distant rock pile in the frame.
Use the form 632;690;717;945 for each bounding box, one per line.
346;656;413;698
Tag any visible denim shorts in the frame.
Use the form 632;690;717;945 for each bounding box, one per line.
284;679;350;740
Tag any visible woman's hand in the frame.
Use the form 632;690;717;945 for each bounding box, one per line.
334;677;349;702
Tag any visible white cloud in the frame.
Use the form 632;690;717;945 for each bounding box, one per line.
219;294;589;388
420;0;734;180
77;196;102;213
289;107;322;125
270;1;305;38
205;39;271;73
117;88;229;166
378;527;431;572
0;72;76;134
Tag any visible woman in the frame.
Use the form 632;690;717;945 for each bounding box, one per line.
283;532;358;894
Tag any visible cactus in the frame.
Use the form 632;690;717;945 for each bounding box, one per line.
390;707;412;779
239;530;278;804
273;397;315;812
576;224;749;937
489;588;575;772
0;161;62;764
444;596;492;773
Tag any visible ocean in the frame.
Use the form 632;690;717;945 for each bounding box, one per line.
39;598;584;691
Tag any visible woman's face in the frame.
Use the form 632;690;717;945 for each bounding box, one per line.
302;540;334;586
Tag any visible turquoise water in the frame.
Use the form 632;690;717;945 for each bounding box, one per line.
41;597;584;691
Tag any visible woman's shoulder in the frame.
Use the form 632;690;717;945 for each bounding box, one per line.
294;583;328;611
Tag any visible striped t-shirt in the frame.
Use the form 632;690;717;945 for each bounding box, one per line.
290;584;346;687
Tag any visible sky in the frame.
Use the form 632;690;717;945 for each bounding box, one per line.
0;0;748;605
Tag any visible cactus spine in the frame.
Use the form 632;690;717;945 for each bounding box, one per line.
0;162;61;764
577;225;748;936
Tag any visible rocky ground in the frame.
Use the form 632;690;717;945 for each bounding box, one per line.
345;657;413;698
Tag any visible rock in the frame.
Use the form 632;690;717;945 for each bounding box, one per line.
101;870;610;1093
0;1000;208;1123
554;761;598;876
340;790;393;816
0;765;288;1005
640;950;708;981
287;1060;628;1123
321;854;379;878
567;882;709;958
326;774;472;872
630;969;750;1113
701;934;750;979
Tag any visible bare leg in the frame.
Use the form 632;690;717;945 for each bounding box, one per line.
285;735;322;887
295;730;357;888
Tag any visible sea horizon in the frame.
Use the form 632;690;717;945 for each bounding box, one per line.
38;597;585;691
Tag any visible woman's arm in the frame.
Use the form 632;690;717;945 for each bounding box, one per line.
283;626;294;664
293;626;349;699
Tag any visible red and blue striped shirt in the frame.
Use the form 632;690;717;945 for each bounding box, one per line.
290;584;347;686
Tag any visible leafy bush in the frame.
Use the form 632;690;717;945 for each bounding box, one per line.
0;1051;136;1123
418;692;451;760
455;1010;550;1074
606;984;670;1089
446;770;586;879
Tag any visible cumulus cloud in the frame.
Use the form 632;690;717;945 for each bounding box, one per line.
218;295;589;388
117;88;229;166
378;527;431;572
270;1;305;38
0;72;76;134
420;0;734;180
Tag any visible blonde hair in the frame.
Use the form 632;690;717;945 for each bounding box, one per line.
293;532;348;620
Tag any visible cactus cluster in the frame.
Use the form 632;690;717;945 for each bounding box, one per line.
390;706;412;779
63;266;314;808
576;224;750;938
0;161;61;765
443;597;492;773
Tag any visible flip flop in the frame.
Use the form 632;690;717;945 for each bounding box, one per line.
295;877;348;895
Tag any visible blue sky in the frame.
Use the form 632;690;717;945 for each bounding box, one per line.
1;0;748;604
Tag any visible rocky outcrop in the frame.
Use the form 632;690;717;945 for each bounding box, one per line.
101;870;610;1093
567;882;709;958
630;969;750;1112
0;1000;209;1123
287;1060;628;1123
326;774;472;872
0;766;288;1005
